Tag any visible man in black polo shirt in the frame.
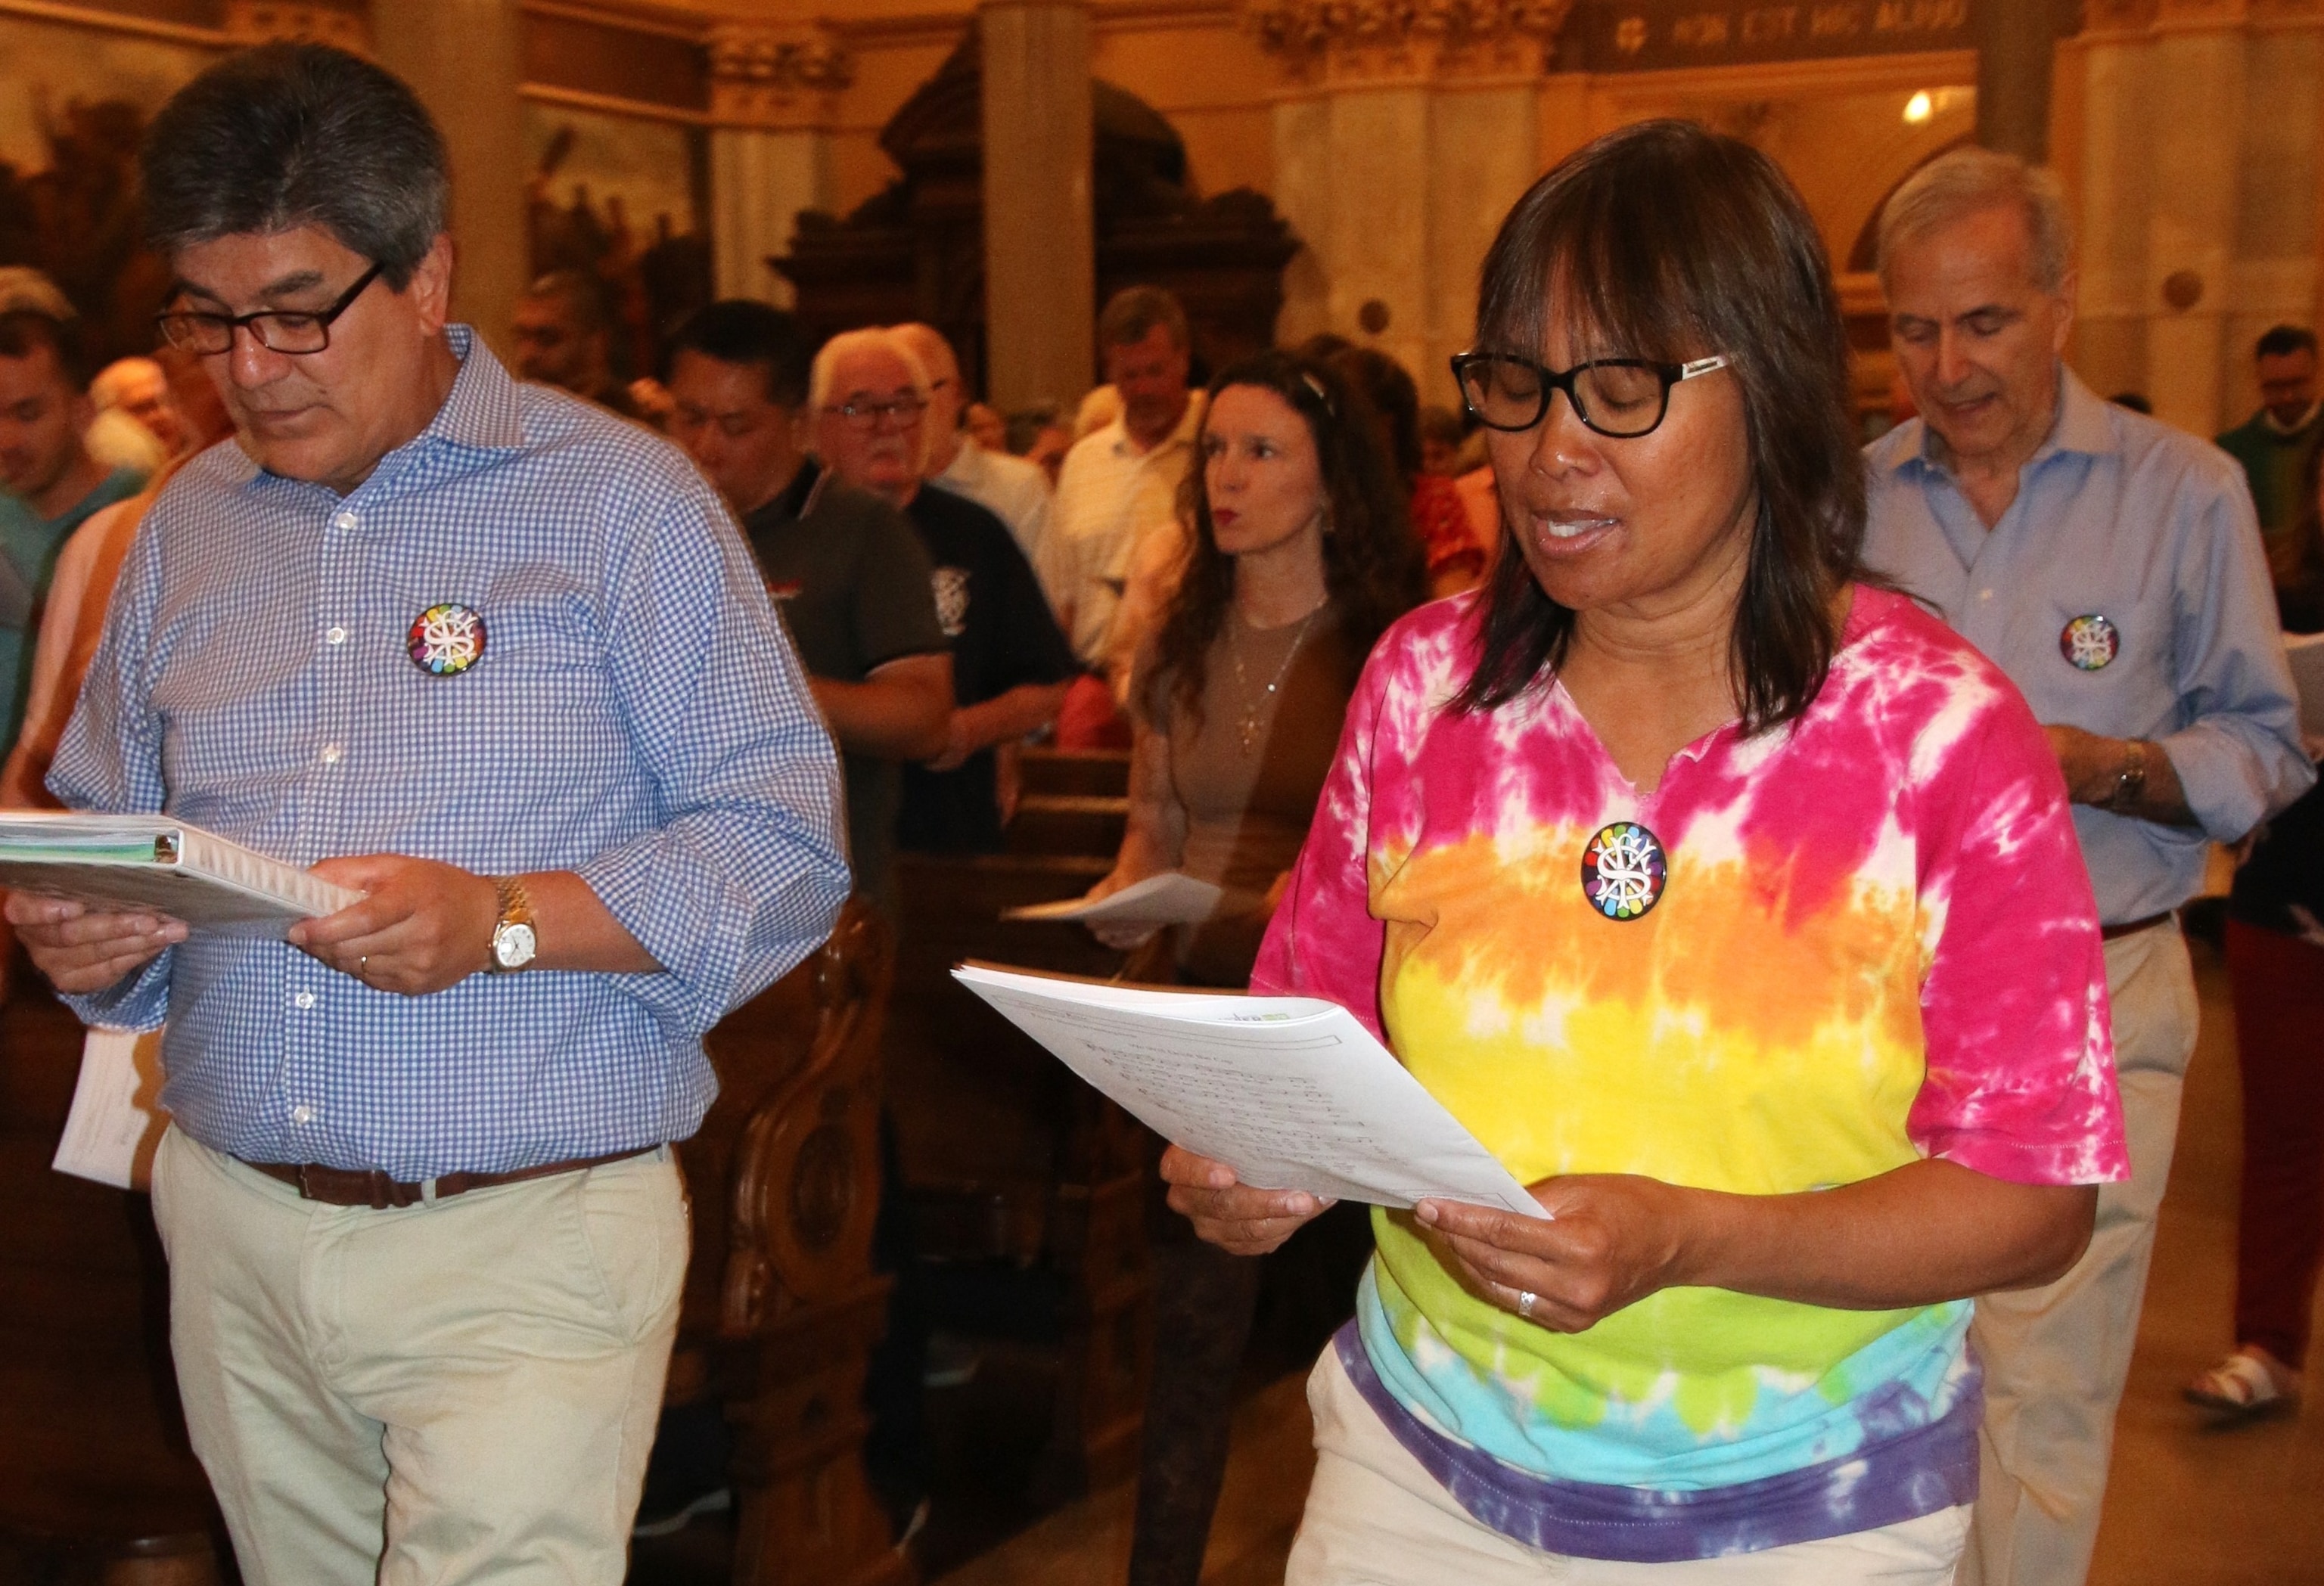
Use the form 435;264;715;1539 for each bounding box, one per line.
663;302;950;905
809;327;1076;853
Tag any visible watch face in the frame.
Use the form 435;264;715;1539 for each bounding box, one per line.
493;920;538;970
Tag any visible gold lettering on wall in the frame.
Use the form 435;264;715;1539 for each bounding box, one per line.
1573;0;1965;70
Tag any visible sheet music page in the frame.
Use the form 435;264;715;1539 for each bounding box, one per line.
953;965;1546;1218
52;1026;170;1191
1000;871;1224;927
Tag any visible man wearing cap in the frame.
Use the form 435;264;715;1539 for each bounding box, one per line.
3;44;847;1586
1863;147;2312;1586
0;268;146;754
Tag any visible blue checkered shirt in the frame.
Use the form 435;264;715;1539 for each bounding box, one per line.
53;328;850;1179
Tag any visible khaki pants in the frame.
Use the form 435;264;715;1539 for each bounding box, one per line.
150;1128;688;1586
1286;1345;1971;1585
1961;923;2198;1586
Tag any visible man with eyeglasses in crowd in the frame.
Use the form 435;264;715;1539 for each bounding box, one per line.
811;327;1076;855
1863;147;2310;1586
2;45;850;1584
663;300;951;913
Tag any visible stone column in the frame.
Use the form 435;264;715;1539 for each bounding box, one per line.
2143;3;2248;434
707;26;851;306
368;0;530;357
1975;0;2060;158
1250;2;1567;405
980;0;1095;412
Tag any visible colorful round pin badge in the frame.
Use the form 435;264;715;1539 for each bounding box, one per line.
2060;614;2118;672
408;604;486;675
1580;821;1667;921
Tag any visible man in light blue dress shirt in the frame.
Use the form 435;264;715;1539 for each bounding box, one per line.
1;45;849;1585
1863;149;2312;1586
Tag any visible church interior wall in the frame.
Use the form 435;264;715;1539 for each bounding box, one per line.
5;0;2323;439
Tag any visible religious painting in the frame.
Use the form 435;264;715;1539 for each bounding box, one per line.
523;102;710;383
0;17;214;365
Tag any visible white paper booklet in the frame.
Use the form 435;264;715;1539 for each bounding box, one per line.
53;1026;170;1191
2287;632;2324;746
0;813;358;936
952;964;1546;1218
1000;871;1223;928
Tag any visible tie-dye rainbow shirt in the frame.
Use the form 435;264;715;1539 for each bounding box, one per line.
1252;585;2128;1562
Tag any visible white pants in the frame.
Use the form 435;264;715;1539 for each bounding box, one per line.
1960;924;2198;1586
150;1127;688;1586
1285;1345;1971;1585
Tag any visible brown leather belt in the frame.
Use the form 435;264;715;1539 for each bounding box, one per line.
2101;911;2177;942
240;1146;659;1209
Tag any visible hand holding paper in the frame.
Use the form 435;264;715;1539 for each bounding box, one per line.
952;964;1546;1221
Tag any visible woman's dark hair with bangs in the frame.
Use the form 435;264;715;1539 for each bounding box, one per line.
1450;119;1864;734
1153;350;1428;727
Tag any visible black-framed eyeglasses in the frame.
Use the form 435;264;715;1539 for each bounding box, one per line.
822;393;927;429
1450;351;1732;439
154;260;386;356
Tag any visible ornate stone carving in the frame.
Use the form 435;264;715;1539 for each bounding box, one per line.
1247;0;1574;85
708;23;853;129
223;1;370;51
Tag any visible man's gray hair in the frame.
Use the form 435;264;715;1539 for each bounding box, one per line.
809;328;934;470
809;328;931;413
141;43;448;288
1875;146;2075;295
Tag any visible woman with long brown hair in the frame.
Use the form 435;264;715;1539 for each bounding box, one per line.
1082;348;1425;1585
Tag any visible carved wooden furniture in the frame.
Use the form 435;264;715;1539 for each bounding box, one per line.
0;985;223;1586
885;746;1155;1498
773;29;1301;396
676;897;906;1586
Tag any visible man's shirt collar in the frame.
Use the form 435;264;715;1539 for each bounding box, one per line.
224;322;523;492
1889;362;2117;483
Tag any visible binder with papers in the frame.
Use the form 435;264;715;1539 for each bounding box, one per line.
952;962;1547;1218
0;813;359;936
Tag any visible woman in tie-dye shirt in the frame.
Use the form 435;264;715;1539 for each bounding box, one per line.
1160;123;2129;1584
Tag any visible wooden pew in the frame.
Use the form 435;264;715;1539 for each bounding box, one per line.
887;848;1156;1501
0;984;223;1585
676;897;906;1586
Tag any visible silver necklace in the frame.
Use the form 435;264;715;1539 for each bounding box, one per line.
1229;601;1323;755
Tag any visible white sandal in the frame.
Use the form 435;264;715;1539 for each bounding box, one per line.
2184;1349;2300;1420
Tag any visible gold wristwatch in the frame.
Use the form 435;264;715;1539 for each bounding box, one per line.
486;875;538;973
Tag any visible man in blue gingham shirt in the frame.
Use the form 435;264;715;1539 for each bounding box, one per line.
4;45;848;1585
50;316;847;1178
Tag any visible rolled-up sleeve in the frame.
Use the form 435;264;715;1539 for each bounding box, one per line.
575;487;850;1038
48;517;174;1032
2157;478;2313;842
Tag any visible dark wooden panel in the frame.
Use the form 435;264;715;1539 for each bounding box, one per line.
522;9;706;112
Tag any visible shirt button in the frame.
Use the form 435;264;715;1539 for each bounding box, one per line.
320;743;343;766
294;990;315;1010
332;510;359;532
290;1104;315;1125
326;625;348;645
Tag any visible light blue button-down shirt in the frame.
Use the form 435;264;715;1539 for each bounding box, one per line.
1863;368;2312;924
52;328;850;1180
